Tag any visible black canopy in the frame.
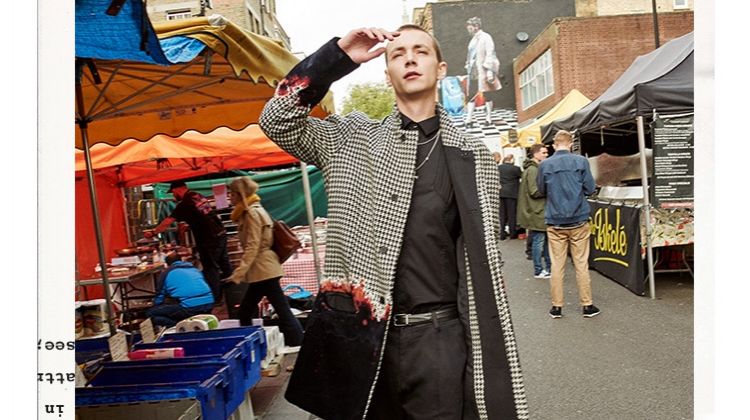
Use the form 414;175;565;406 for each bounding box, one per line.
541;32;693;156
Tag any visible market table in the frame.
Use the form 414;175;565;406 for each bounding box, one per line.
78;264;164;322
588;199;694;296
280;246;324;295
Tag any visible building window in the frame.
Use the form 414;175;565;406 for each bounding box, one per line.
166;9;192;20
248;12;261;33
673;0;688;9
520;49;554;110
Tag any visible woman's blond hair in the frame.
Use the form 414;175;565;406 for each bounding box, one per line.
228;176;259;199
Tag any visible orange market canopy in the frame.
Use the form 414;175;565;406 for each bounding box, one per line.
74;125;298;187
500;89;591;148
76;11;333;148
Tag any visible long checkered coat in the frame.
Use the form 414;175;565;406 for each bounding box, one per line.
260;68;527;420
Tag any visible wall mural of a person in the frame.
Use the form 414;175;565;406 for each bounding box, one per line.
465;16;502;126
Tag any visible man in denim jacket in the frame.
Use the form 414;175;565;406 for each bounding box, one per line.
537;130;601;319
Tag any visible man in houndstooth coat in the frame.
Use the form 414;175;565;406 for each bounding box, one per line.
260;25;528;420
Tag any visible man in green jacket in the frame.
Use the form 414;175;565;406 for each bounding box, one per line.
517;144;551;279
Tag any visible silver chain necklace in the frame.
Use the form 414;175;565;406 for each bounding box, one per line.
416;129;440;146
414;130;441;178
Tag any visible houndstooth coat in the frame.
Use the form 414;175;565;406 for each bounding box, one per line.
259;38;527;420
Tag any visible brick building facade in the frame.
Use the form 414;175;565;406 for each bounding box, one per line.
513;10;693;123
412;1;694;118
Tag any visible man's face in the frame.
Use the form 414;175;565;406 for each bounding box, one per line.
384;29;446;99
533;147;549;162
466;25;479;35
172;186;188;200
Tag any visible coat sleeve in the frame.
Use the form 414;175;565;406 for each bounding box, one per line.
259;37;363;169
526;166;544;199
230;210;264;284
480;32;499;73
153;271;169;305
536;163;547;197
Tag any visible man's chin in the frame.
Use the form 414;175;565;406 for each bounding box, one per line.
393;83;433;98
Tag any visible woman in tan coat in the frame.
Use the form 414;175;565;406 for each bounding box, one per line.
227;177;304;346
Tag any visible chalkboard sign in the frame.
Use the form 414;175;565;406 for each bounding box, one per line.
651;115;694;208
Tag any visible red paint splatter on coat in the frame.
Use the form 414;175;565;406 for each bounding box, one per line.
319;279;390;321
275;75;310;97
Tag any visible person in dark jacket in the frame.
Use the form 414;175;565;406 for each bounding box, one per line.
144;181;232;304
146;252;215;327
498;154;522;239
537;130;600;319
517;144;551;279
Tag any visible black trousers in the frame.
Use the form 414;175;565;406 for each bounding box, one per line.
146;303;214;327
237;277;305;347
499;197;518;238
197;235;232;301
367;317;476;420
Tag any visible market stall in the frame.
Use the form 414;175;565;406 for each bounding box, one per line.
501;89;591;148
541;32;694;297
75;0;333;334
75;3;333;418
74;125;309;279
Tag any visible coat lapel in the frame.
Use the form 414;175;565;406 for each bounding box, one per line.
440;107;523;419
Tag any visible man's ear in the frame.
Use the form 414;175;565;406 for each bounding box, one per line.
384;69;392;87
437;61;448;80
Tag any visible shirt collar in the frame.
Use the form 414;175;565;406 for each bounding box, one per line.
400;114;440;137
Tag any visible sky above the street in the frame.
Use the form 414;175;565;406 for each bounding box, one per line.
276;0;429;110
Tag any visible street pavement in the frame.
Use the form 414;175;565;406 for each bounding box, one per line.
252;237;694;419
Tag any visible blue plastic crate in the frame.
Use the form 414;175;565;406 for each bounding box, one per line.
125;337;257;413
158;326;267;360
77;361;232;420
156;331;263;390
75;333;142;365
159;328;265;388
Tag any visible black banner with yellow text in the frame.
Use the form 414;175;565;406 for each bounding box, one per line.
588;201;645;295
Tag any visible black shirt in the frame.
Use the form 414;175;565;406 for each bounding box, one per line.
393;114;461;314
171;190;226;246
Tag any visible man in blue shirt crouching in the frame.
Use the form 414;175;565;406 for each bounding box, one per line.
146;252;215;327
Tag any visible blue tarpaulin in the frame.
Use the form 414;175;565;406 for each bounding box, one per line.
75;0;202;65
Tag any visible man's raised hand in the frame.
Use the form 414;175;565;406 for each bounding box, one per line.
337;28;399;64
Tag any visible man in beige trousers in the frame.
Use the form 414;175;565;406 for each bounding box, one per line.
537;130;601;318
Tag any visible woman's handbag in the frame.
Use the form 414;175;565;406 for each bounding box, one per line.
271;220;301;263
283;284;315;311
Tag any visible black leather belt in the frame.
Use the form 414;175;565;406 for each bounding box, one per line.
392;307;459;327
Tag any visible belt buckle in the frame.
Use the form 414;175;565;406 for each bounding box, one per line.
393;313;410;327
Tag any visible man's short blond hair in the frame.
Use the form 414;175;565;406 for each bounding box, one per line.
553;130;573;145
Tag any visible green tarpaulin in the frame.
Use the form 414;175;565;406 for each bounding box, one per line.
153;166;327;227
